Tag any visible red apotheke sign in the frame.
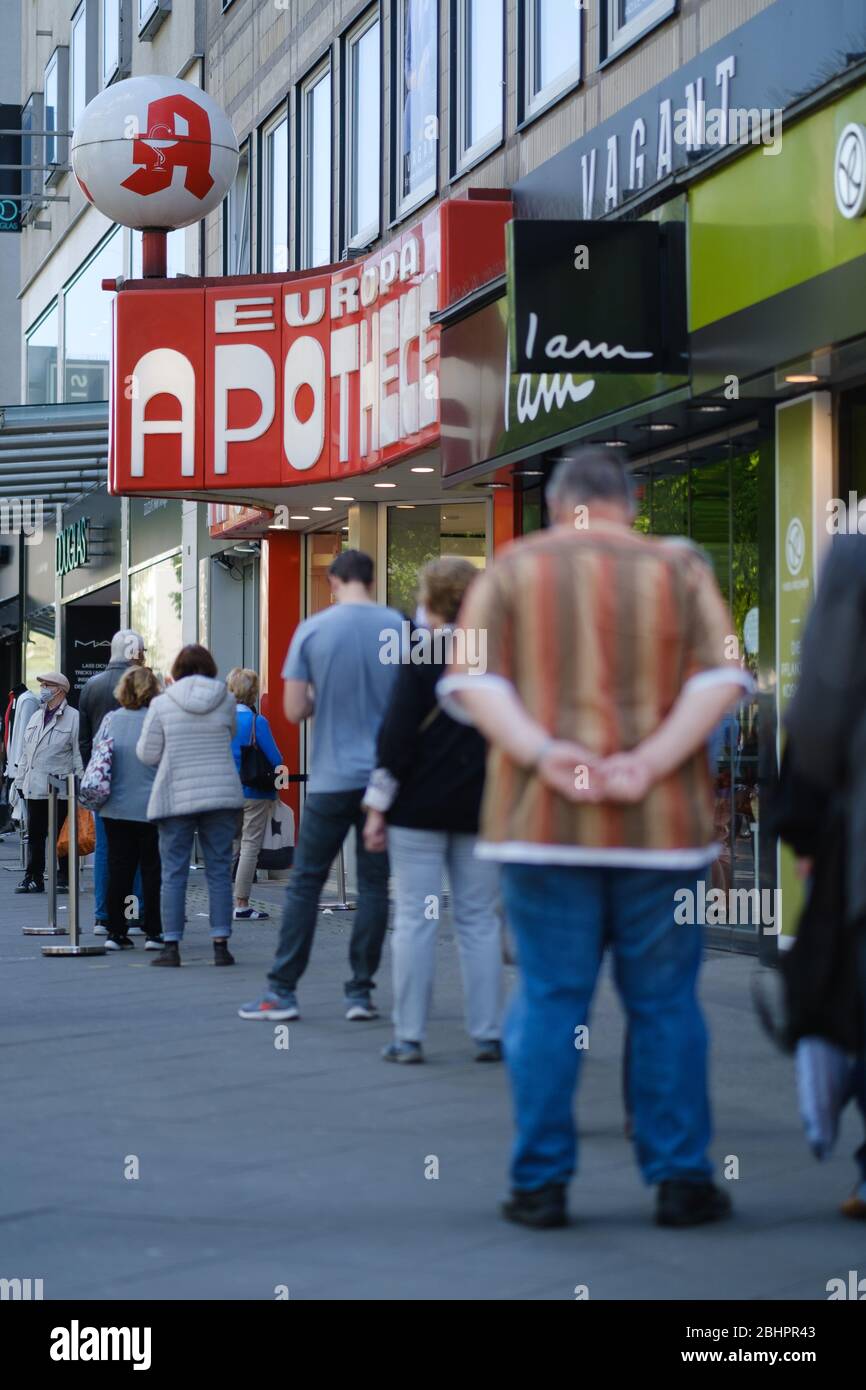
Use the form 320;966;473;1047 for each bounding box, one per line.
110;197;512;497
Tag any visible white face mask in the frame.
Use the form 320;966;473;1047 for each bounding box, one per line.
38;686;56;705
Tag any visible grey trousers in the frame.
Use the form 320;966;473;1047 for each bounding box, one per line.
388;825;503;1043
234;799;272;902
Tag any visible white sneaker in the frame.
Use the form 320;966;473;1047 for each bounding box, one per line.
93;923;108;936
233;907;270;920
126;925;145;936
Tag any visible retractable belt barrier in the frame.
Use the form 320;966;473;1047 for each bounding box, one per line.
39;773;105;957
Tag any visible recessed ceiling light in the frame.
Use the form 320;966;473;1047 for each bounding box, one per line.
311;505;332;511
374;482;397;488
480;482;510;490
516;469;544;477
785;373;819;384
411;466;434;474
341;526;349;531
290;514;310;521
603;440;628;448
333;496;355;501
396;504;415;509
642;423;676;432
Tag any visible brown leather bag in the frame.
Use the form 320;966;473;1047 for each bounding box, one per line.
57;805;96;858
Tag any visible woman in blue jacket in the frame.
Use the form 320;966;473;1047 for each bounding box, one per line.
227;668;284;920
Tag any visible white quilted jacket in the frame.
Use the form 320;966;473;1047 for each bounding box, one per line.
136;676;244;821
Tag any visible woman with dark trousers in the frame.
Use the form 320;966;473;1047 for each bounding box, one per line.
97;666;163;951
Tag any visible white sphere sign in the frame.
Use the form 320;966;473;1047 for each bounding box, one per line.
71;76;238;229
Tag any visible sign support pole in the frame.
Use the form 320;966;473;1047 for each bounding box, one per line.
141;228;167;278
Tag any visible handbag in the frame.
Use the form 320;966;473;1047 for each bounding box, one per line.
256;799;295;871
79;715;115;811
240;712;277;794
58;805;96;858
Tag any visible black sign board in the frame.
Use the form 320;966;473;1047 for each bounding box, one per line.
0;104;21;233
508;220;687;376
63;604;118;708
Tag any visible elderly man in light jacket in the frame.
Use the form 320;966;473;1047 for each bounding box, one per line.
14;672;83;894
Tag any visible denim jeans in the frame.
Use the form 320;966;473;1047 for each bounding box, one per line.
501;863;713;1192
268;789;390;999
388;826;502;1042
94;810;108;920
157;809;239;941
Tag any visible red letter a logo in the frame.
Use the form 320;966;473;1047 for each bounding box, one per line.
122;94;214;200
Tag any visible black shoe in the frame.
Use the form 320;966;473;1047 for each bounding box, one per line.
14;875;44;894
474;1039;503;1063
656;1180;732;1228
150;941;181;968
57;882;68;894
502;1182;568;1230
213;939;235;966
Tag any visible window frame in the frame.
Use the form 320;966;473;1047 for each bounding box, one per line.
102;0;132;86
259;105;289;273
138;0;171;41
20;92;44;218
601;0;678;65
391;0;439;226
223;141;252;276
342;5;381;253
297;56;333;271
43;47;69;185
518;0;582;128
70;1;98;134
450;0;506;179
25;299;60;406
62;226;123;404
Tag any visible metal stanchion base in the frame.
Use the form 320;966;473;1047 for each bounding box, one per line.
42;944;106;957
23;926;68;936
320;902;356;912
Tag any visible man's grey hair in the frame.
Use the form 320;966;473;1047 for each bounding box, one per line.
111;629;145;663
545;448;636;512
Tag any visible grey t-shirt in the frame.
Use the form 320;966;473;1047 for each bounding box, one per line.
282;602;404;793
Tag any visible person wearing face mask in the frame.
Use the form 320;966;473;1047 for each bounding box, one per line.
13;672;83;894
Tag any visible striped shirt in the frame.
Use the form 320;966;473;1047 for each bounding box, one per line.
439;520;754;867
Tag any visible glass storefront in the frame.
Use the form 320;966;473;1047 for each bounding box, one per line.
386;501;486;614
63;230;124;403
23;618;56;689
129;553;183;685
634;434;765;917
26;302;59;404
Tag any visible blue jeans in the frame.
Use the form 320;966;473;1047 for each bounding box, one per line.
268;789;390;999
157;810;239;941
501;863;713;1192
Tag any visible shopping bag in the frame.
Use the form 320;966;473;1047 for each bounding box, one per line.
57;805;96;858
80;716;115;811
256;799;295;871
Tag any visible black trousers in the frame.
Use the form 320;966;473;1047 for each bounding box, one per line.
103;817;162;939
26;798;68;885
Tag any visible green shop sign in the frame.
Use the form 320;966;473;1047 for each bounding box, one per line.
55;517;89;578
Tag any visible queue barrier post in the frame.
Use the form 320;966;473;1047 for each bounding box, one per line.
42;774;105;957
22;775;66;937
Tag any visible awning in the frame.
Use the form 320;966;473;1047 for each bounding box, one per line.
0;402;108;505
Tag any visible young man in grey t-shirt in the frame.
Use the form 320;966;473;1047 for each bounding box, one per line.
239;550;403;1022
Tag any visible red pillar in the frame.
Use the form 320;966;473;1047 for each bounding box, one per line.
259;529;302;819
492;479;520;552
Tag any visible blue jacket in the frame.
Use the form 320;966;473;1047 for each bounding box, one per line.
231;704;283;800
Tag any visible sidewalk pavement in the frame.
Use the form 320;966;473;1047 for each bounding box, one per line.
0;828;863;1302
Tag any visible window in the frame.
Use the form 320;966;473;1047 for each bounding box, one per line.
262;112;288;271
394;0;438;218
20;93;44;214
129;554;183;688
604;0;677;61
386;502;486;613
26;303;59;404
43;49;68;176
224;145;251;275
345;10;381;249
299;63;332;269
454;0;504;172
64;230;124;402
139;0;170;40
522;0;581;121
102;0;127;84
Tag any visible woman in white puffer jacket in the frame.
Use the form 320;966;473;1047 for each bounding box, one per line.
137;644;244;969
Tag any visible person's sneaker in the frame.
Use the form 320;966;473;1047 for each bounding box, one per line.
382;1040;424;1064
57;883;68;894
840;1182;866;1220
105;935;135;951
656;1180;732;1228
93;921;109;936
213;939;235;966
474;1039;503;1063
502;1183;568;1230
144;935;165;951
238;991;299;1021
150;941;181;968
14;876;44;894
233;907;270;920
345;995;379;1021
126;924;145;937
